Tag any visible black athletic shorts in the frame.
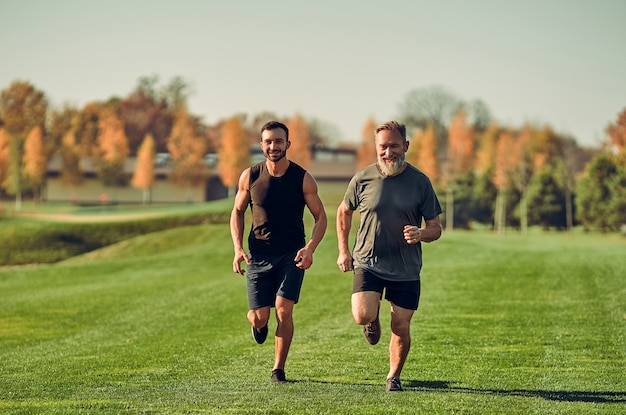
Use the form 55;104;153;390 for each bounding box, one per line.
352;268;421;310
246;250;305;310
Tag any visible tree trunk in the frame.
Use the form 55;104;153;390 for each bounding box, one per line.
565;186;573;231
446;186;454;233
495;188;506;234
520;188;528;236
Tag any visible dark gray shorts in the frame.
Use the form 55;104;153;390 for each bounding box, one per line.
246;250;305;310
352;268;421;310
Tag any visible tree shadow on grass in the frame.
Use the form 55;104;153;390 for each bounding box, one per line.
406;380;626;404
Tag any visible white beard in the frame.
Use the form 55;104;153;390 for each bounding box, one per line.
377;153;405;176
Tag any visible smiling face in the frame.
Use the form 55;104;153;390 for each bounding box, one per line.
375;128;408;176
260;127;290;162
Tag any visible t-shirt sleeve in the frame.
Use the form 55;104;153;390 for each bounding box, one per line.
420;177;443;220
343;175;360;211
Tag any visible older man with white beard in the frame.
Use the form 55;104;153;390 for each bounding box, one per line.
336;120;443;392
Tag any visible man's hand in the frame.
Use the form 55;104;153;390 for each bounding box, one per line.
294;247;314;270
233;249;250;275
403;225;422;244
337;252;354;272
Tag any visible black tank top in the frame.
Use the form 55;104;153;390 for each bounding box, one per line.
248;161;306;255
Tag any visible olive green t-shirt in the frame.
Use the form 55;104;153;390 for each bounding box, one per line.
343;163;442;281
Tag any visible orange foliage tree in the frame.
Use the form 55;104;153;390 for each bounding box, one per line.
606;107;626;158
167;107;207;201
0;127;9;197
444;111;475;231
510;125;534;234
217;116;250;196
94;107;130;191
287;114;311;168
0;80;48;210
22;126;47;201
407;123;439;183
474;123;499;176
357;117;377;170
493;130;518;233
132;133;156;204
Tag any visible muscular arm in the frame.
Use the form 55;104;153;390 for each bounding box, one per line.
230;168;251;274
295;172;328;269
403;215;442;244
336;200;354;272
420;216;443;242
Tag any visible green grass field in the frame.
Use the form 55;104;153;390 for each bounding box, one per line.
1;188;625;414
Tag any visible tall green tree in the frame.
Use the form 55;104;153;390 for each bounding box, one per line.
576;153;626;232
526;163;567;229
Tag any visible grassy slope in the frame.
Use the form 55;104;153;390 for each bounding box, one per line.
0;192;625;413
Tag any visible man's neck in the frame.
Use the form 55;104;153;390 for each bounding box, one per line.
265;158;290;177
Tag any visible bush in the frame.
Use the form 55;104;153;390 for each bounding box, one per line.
0;211;230;266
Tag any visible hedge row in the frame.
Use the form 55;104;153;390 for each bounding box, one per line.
0;211;231;266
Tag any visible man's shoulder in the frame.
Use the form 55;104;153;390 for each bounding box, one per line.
353;164;379;180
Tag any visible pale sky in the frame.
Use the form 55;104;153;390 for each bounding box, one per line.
1;0;624;147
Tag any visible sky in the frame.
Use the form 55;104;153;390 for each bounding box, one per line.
1;0;625;147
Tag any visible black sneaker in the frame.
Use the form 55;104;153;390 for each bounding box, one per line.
270;369;287;383
386;377;403;392
363;315;381;345
251;324;268;344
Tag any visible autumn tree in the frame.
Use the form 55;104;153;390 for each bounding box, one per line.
75;102;103;158
287;114;311;168
509;126;533;234
357;117;377;170
0;126;9;199
60;122;84;198
307;117;339;148
469;123;499;227
444;110;475;231
493;130;518;233
474;123;499;176
119;75;174;154
22;126;47;202
131;133;156;204
93;107;130;194
606;107;626;158
167;106;207;202
217;116;250;196
0;80;48;210
406;123;439;183
47;105;79;159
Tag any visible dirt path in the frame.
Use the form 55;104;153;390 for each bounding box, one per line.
11;211;165;222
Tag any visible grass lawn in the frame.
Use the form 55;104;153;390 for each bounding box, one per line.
0;191;625;413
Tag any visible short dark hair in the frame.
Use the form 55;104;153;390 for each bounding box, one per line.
261;121;289;140
375;121;406;141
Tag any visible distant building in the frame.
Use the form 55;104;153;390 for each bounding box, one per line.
44;147;357;204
